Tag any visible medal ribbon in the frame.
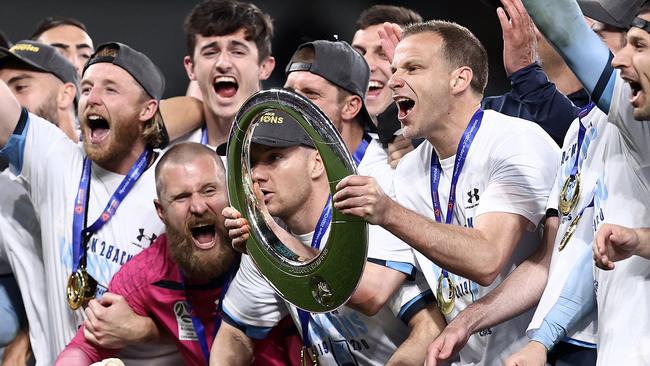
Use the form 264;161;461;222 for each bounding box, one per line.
569;102;594;178
181;260;238;365
200;125;208;145
430;109;483;278
71;149;152;272
352;133;372;166
298;197;333;348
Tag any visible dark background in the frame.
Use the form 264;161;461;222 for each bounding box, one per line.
0;0;510;98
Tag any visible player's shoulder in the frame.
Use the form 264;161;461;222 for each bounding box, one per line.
109;235;169;295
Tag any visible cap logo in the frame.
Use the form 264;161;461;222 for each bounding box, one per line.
95;47;118;58
259;112;284;124
9;44;40;54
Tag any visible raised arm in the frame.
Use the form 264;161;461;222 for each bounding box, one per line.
0;80;22;147
520;0;615;111
210;322;255;366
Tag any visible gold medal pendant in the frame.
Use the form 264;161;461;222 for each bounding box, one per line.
66;268;97;310
436;272;456;316
300;346;319;366
559;215;581;252
559;174;581;216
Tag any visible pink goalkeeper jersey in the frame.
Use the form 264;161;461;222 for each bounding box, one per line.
68;234;225;366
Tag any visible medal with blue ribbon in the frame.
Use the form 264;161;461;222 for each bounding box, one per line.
431;109;483;316
67;149;152;310
559;103;595;216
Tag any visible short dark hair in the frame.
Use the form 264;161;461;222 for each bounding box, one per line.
184;0;273;63
403;20;489;95
356;5;423;29
31;17;88;40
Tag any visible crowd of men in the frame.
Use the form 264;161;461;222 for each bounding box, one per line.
0;0;648;365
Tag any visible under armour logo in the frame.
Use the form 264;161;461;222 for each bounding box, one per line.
136;229;157;245
467;188;480;204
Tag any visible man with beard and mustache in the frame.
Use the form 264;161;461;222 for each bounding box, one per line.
55;142;238;365
0;42;187;364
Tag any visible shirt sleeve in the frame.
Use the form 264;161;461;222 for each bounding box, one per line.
387;271;435;325
221;255;288;339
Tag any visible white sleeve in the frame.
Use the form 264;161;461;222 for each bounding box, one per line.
387;271;434;324
476;127;560;229
366;225;417;277
608;74;650;176
222;255;289;339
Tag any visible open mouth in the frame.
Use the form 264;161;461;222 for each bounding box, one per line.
394;96;415;119
190;223;216;250
630;81;643;105
86;114;110;144
213;76;239;99
367;80;385;98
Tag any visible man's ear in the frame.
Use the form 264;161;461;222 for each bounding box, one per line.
183;55;197;81
139;99;158;122
310;150;325;180
57;82;76;110
154;198;167;224
258;56;276;81
341;94;363;122
450;66;473;95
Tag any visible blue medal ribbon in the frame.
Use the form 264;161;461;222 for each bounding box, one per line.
181;262;238;365
569;102;595;178
352;133;372;166
430;109;483;278
71;149;152;273
200;125;208;145
298;197;333;347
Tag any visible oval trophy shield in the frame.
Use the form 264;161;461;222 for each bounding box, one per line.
225;88;368;313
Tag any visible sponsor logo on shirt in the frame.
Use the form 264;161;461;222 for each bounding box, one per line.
466;188;480;209
174;300;198;341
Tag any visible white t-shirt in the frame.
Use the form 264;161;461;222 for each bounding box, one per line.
0;170;51;364
393;110;560;365
2;113;181;365
527;106;607;346
591;75;650;365
223;228;432;366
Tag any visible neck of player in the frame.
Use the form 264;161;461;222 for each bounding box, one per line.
427;97;482;160
285;188;330;236
204;106;234;147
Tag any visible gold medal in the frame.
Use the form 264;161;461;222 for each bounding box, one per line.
559;174;581;216
436;272;456;316
558;214;582;252
300;345;319;366
66;268;97;310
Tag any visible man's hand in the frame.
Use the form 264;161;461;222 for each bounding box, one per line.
425;320;470;366
84;293;159;349
593;223;646;270
387;135;414;168
503;341;547;366
378;22;403;64
497;0;538;75
333;175;393;225
1;327;31;366
223;206;251;253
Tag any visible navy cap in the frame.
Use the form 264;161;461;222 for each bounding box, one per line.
286;40;376;132
0;40;78;86
84;42;165;100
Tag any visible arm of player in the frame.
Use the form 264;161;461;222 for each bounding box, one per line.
83;292;162;348
0;327;31;366
210;322;255;366
498;0;538;76
426;216;558;365
387;303;446;366
594;224;650;270
159;96;203;140
0;80;22;147
347;263;408;316
334;175;530;286
54;325;119;366
519;0;615;111
529;245;596;350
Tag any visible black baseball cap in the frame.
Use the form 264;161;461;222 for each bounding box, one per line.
286;40;376;132
0;40;78;86
216;109;314;156
84;42;168;148
578;0;647;29
83;42;165;101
